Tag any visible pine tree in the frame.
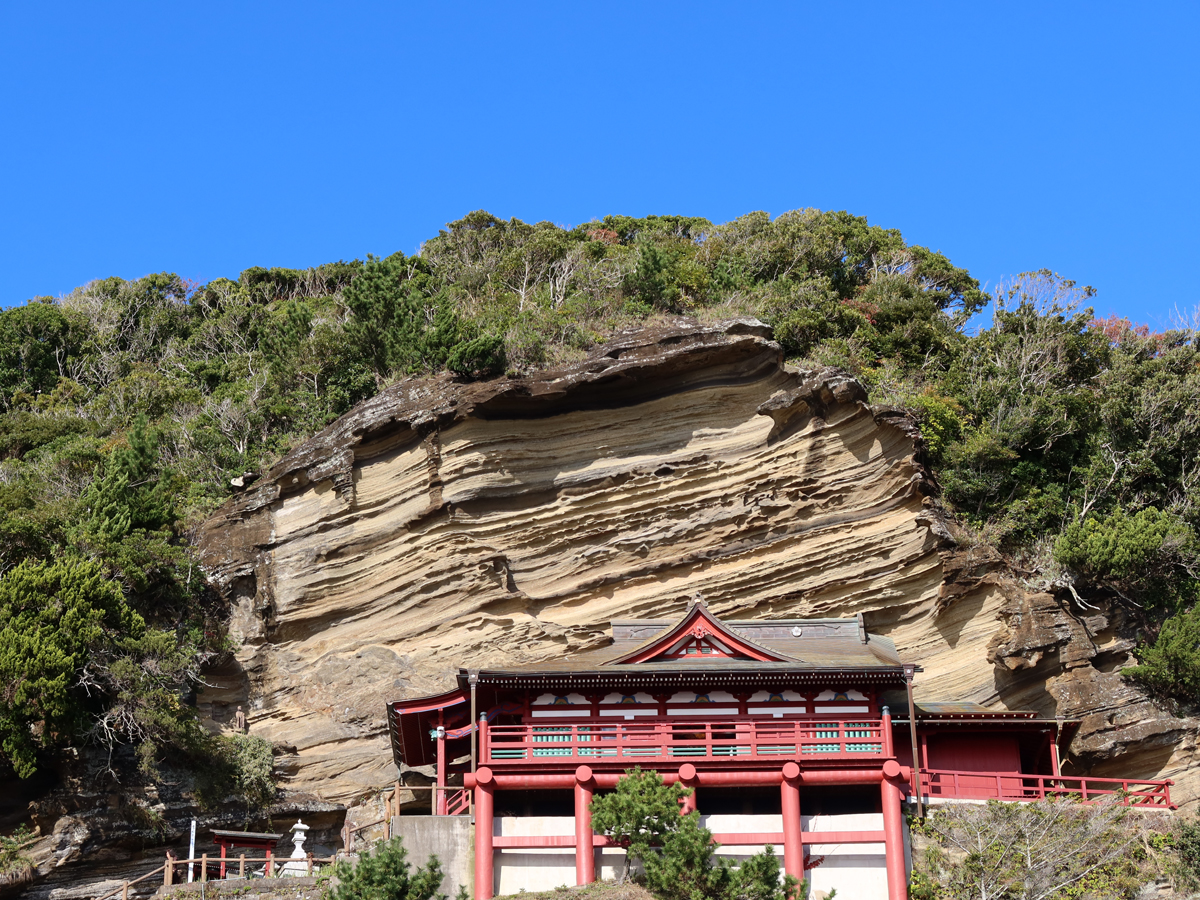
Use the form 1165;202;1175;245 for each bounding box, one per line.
591;769;799;900
327;838;445;900
0;557;142;777
589;767;690;882
81;415;173;540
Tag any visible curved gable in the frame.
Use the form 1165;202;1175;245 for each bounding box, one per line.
605;602;796;665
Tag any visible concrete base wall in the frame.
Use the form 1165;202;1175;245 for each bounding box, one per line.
391;816;473;899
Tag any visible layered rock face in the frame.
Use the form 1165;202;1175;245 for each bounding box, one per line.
196;319;1198;811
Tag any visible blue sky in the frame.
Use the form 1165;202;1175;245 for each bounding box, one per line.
2;2;1197;330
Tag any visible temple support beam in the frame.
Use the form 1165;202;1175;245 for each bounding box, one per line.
465;768;890;791
436;720;448;816
781;762;803;882
574;766;595;886
881;705;894;758
474;768;495;900
881;760;908;900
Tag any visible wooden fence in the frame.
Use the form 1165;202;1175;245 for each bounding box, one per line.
93;853;341;900
82;780;475;899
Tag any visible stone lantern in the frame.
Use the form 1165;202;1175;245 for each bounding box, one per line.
280;820;311;876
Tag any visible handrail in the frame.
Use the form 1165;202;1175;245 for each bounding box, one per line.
346;782;471;852
91;854;344;900
384;784;471;812
94;865;167;900
446;788;471;816
348;816;387;835
919;768;1175;808
163;854;338;866
484;717;886;764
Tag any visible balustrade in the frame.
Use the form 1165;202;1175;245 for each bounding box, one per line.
919;768;1174;807
484;718;885;765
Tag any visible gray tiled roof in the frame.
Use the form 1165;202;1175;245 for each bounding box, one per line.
473;611;907;679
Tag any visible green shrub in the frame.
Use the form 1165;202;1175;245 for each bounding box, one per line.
906;391;965;463
0;301;77;406
194;732;277;815
325;838;445;900
914;797;1167;900
642;814;794;900
624;242;685;312
1173;811;1200;894
1123;604;1200;702
0;825;35;876
343;255;461;379
446;334;506;379
1055;507;1195;586
590;767;690;882
1055;506;1200;618
0;556;143;777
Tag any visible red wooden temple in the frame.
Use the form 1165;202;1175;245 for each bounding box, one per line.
387;603;1173;900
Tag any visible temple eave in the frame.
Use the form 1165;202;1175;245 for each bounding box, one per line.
466;668;908;686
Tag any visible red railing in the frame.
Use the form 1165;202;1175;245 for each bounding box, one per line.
446;787;471;815
920;769;1175;808
483;718;885;765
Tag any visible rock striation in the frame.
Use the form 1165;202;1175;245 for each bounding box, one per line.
195;318;1198;811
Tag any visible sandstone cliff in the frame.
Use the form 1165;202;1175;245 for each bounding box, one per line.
194;318;1198;811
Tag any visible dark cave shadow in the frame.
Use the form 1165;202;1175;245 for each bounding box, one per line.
932;585;988;650
991;650;1061;718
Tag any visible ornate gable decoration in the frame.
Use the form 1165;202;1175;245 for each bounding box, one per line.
606;602;794;665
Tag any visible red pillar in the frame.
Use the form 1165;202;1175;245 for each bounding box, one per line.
474;768;495;900
881;706;894;758
436;726;448;816
679;763;698;815
881;760;907;900
574;766;595;885
781;762;803;882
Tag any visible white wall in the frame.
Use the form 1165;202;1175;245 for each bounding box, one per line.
803;813;887;900
494;816;577;895
701;813;782;862
492;813;904;900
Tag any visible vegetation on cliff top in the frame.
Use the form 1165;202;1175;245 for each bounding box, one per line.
1;208;1198;784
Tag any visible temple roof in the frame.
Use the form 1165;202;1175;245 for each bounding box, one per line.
468;604;908;686
210;830;284;844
